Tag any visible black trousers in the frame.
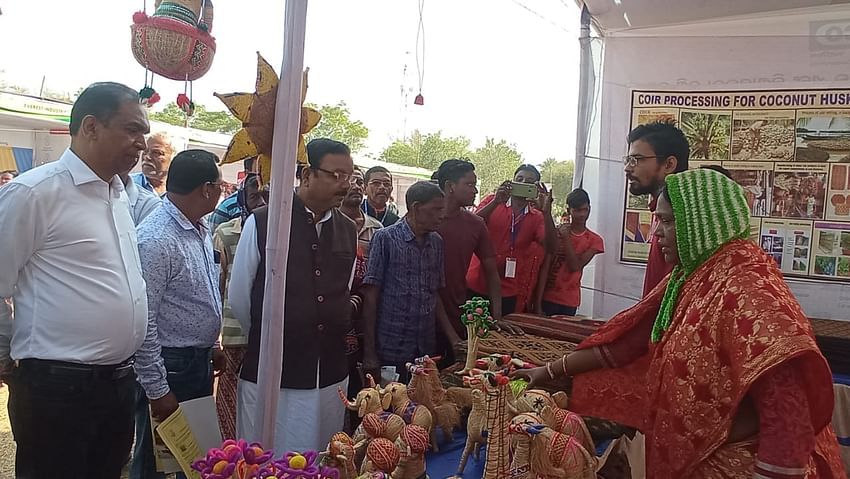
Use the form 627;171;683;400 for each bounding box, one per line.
542;301;578;317
7;359;137;479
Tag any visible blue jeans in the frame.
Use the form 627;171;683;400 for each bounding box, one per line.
131;347;213;479
542;301;578;317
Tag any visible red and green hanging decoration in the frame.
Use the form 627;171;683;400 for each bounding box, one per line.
130;0;216;117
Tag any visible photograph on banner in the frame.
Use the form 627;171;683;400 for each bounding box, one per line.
731;110;795;162
622;209;653;262
795;109;850;162
812;222;850;278
631;107;678;128
827;163;850;220
771;163;827;219
680;110;732;161
627;191;651;210
760;218;813;275
724;161;774;217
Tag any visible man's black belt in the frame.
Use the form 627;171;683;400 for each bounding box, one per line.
17;357;135;381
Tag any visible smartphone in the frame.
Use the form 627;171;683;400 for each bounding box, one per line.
510;181;538;199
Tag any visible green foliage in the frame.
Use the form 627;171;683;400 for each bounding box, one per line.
680;112;731;160
540;158;575;219
380;130;472;170
305;101;369;153
150;103;190;127
150;103;242;134
42;88;73;103
471;138;524;196
192;108;242;134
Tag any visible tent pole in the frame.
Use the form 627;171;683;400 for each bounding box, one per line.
254;0;309;448
574;3;594;190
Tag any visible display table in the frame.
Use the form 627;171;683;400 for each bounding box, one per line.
456;313;603;367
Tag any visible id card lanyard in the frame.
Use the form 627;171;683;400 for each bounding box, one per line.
506;206;527;278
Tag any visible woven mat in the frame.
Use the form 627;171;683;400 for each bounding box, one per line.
458;331;580;367
503;313;601;343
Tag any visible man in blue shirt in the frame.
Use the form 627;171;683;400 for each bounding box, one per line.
209;157;258;234
131;149;225;479
362;181;452;383
131;132;174;195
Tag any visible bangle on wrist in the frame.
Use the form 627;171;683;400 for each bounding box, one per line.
561;354;569;376
545;362;556;380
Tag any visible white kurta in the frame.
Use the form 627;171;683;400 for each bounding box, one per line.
237;373;348;452
230;206;355;451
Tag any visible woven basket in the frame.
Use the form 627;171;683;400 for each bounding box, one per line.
131;16;216;81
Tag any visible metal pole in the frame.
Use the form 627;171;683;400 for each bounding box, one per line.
254;0;309;448
573;4;594;190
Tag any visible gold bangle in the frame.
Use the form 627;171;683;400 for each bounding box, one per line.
561;354;569;376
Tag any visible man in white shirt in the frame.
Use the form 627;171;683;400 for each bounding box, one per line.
0;82;149;479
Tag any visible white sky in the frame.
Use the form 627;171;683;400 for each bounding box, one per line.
0;0;579;164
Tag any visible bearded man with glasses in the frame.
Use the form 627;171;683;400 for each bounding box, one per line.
623;120;689;296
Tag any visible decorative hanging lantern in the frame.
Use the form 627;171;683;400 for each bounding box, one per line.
130;0;217;113
131;0;216;81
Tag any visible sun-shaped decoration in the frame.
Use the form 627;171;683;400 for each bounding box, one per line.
214;52;321;186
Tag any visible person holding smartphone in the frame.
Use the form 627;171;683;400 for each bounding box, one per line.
533;188;604;317
468;164;557;315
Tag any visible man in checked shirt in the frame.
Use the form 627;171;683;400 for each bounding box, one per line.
361;181;453;384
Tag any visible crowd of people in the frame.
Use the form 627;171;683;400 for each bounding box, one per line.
0;80;843;479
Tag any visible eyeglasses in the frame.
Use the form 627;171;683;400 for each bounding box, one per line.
206;181;223;188
349;176;365;187
368;179;393;188
622;155;659;168
313;167;353;183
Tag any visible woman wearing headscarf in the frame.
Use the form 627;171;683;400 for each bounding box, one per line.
515;168;845;478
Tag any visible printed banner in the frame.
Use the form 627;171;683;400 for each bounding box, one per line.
812;222;850;278
621;88;850;283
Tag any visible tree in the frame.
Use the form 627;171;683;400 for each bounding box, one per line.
42;88;73;103
380;130;472;170
150;103;189;127
192;108;242;134
0;71;28;94
539;158;575;218
305;101;369;153
471;138;524;196
150;103;241;134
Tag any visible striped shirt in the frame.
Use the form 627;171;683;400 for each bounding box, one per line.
363;219;444;364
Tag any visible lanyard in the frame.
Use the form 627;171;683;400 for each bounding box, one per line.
509;207;528;255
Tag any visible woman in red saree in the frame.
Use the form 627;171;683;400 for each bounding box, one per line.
515;168;845;478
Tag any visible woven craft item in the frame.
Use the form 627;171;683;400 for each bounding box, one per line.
363;438;399;475
131;2;217;82
459;331;579;366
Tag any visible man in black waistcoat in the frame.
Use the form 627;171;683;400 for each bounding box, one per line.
227;138;357;452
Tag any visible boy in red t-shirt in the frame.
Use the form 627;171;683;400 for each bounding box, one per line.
534;188;604;316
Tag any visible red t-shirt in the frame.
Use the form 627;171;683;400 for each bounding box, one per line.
437;210;495;333
642;197;674;297
543;227;604;308
467;195;546;298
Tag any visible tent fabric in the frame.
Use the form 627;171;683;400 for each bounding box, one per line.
580;3;850;320
0;146;17;172
12;147;33;172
